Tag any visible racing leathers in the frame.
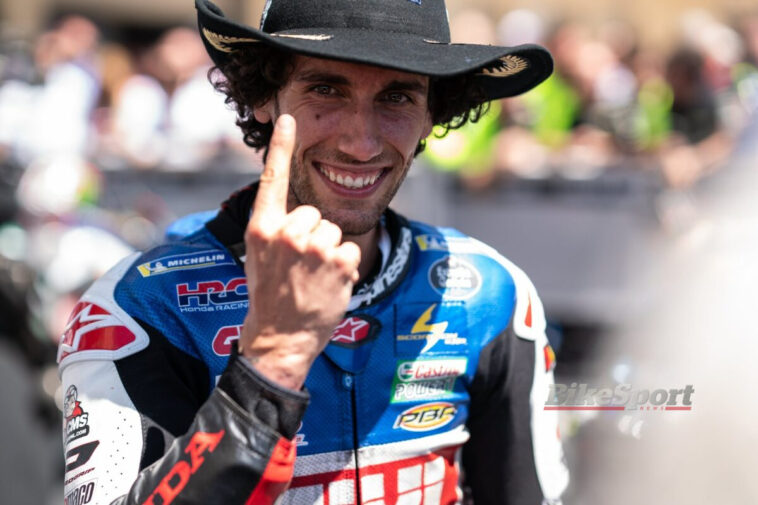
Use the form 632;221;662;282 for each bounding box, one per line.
58;183;569;505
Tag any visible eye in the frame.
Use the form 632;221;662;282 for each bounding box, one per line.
383;92;411;104
311;85;337;96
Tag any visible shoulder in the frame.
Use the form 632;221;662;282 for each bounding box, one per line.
57;230;237;371
407;219;545;340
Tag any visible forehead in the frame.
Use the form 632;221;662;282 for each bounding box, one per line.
288;54;429;89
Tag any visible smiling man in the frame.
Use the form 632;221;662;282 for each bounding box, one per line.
57;1;568;504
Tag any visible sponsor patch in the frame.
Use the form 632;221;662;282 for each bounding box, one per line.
64;385;91;445
142;431;224;504
428;256;482;300
176;277;248;313
65;440;99;473
64;479;95;505
58;302;137;361
391;358;467;403
137;250;234;277
393;402;457;432
65;467;95;488
396;303;467;354
329;315;380;348
415;234;488;255
212;325;243;356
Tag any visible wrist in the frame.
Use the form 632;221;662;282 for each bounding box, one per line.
240;339;314;390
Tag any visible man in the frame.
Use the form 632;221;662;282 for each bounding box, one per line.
58;0;569;503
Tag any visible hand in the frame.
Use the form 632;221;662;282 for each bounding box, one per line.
240;115;361;389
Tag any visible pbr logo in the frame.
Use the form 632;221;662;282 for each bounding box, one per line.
329;315;380;348
428;256;481;300
393;402;457;432
64;385;90;445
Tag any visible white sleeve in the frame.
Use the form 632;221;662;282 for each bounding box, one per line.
62;361;144;505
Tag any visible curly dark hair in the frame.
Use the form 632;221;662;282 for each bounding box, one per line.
209;44;490;155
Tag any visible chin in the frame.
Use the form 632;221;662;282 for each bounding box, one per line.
321;207;382;236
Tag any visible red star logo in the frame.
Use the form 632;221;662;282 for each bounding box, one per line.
331;317;370;344
58;302;136;362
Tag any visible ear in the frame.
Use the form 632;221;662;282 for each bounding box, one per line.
253;98;275;124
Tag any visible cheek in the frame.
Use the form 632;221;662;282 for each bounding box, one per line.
292;112;339;156
379;115;427;156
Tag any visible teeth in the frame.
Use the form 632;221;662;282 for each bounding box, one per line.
319;165;382;189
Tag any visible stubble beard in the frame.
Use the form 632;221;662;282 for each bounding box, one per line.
288;152;412;236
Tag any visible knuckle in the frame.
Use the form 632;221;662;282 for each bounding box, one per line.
322;220;342;237
336;242;361;268
246;225;272;244
279;226;301;245
296;205;322;222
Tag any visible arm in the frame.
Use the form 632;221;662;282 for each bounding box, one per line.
462;271;569;504
61;115;358;505
60;305;308;505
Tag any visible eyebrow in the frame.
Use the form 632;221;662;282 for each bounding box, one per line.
294;71;350;86
294;71;428;94
383;80;428;94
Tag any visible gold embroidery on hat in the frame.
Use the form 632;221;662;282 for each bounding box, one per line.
202;27;259;53
272;33;333;41
479;55;529;78
423;39;444;44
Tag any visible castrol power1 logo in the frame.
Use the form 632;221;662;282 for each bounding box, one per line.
393;402;457;432
391;358;467;403
396;358;467;382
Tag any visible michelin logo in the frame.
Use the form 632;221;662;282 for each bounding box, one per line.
137;250;234;277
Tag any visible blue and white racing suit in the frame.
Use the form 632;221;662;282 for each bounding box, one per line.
58;183;569;505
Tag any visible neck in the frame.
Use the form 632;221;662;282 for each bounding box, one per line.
344;225;381;284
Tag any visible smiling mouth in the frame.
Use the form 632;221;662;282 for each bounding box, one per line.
316;163;385;190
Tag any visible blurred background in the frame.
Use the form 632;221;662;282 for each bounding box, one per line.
0;0;756;503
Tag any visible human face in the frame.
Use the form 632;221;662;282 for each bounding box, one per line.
254;56;433;236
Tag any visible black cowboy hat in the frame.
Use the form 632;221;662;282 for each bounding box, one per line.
196;0;553;100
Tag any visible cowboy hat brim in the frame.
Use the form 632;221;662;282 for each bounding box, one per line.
196;0;553;100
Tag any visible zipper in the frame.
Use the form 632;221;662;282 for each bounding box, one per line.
343;372;362;504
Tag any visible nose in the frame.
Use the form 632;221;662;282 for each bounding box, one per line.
336;102;383;162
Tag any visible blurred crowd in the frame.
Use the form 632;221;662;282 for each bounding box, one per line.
0;15;260;377
426;8;758;191
0;15;251;171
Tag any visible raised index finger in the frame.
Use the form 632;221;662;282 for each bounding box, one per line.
251;114;295;227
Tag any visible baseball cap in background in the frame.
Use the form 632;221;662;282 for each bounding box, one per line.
195;0;553;100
